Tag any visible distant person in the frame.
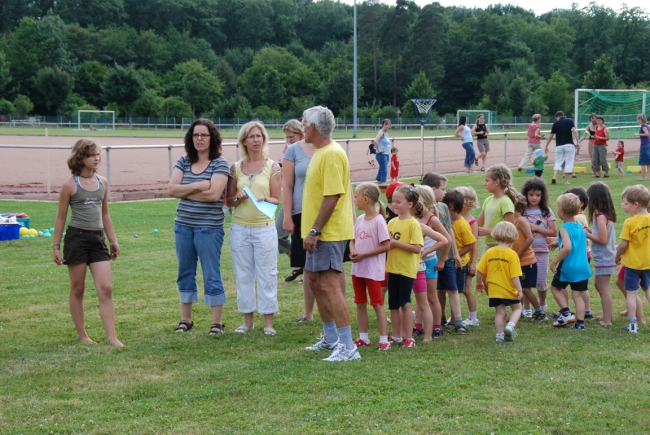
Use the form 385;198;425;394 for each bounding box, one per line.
592;115;610;178
472;114;490;171
455;116;475;173
634;114;650;181
613;141;625;176
544;111;580;185
389;147;400;182
579;113;598;166
518;114;543;171
52;139;123;347
533;148;548;177
372;119;392;183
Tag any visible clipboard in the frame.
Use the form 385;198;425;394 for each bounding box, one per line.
243;186;277;219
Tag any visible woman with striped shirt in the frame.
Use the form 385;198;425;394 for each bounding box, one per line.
168;119;230;335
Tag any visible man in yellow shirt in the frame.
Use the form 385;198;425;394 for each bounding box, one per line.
301;106;357;361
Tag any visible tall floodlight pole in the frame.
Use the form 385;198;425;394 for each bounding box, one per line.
353;0;358;138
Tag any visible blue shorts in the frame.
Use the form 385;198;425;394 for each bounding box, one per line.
624;267;650;291
456;265;468;294
424;257;438;279
437;259;458;291
520;263;538;289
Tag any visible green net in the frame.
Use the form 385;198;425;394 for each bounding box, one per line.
576;89;648;130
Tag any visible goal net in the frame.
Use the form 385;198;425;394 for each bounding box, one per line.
456;110;498;128
77;110;115;130
575;89;648;130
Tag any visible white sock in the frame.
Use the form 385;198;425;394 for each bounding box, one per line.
392;336;403;343
379;335;388;343
359;332;369;343
507;321;515;329
469;311;477;321
496;333;505;339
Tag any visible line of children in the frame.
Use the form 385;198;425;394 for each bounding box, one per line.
455;186;480;326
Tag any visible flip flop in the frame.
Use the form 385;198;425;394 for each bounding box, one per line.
264;327;277;335
234;324;253;333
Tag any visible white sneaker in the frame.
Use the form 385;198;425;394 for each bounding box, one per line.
305;335;338;351
627;323;639;334
553;313;576;327
463;317;480;327
522;309;533;318
323;343;361;362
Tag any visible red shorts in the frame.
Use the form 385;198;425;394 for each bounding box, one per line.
352;275;384;307
618;266;626;281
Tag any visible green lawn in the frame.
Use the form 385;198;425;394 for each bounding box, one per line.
1;163;649;434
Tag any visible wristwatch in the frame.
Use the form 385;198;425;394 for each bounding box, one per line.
309;228;321;236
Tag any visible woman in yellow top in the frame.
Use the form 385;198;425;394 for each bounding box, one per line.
226;121;281;336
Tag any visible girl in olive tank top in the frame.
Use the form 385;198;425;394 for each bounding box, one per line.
52;139;123;347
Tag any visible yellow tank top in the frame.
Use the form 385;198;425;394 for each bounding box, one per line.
230;159;280;226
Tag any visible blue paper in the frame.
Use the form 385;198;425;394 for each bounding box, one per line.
243;186;277;219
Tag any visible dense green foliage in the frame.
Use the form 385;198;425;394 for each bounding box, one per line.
0;0;649;120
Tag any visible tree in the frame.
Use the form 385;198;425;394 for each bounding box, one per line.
582;54;621;89
215;59;238;97
39;12;76;74
0;52;10;96
260;69;286;115
101;64;145;118
481;67;509;112
130;89;164;117
6;17;43;97
402;72;436;117
75;61;109;107
13;95;33;116
319;58;362;121
207;95;252;118
406;3;448;89
59;93;88;117
164;60;223;116
507;76;531;116
379;0;418;107
358;1;388;100
539;71;573;115
298;0;352;50
134;30;170;73
159;96;193;119
0;99;15;115
57;0;126;29
35;65;73;114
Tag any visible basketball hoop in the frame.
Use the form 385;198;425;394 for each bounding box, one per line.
411;98;436;126
411;98;437;178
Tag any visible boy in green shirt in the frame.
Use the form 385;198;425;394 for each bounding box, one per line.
533;149;548;177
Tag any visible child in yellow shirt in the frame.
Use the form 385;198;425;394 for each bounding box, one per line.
615;184;650;333
476;222;523;342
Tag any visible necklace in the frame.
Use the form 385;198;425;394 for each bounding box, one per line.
78;174;94;178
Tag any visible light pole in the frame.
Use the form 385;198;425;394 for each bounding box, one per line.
353;0;358;138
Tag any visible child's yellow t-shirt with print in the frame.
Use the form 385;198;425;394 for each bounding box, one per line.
452;217;477;266
387;217;424;279
620;214;650;270
477;247;522;300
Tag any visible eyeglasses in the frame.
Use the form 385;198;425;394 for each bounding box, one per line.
193;133;210;139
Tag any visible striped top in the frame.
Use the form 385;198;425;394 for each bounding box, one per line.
174;155;230;228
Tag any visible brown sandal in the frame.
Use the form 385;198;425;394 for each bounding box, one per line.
174;320;194;332
209;323;225;335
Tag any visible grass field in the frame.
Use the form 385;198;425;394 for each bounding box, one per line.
1;163;649;434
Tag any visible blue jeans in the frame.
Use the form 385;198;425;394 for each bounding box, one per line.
376;152;389;182
462;142;476;168
174;223;226;306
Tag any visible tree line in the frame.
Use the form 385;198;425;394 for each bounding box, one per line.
0;0;649;121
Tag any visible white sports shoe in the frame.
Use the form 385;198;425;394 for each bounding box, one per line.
522;309;533;318
463;317;480;327
323;343;361;362
627;323;639;334
305;335;338;351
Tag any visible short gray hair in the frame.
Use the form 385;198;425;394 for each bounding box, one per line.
302;106;335;136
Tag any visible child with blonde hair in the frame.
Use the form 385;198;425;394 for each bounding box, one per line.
549;193;593;329
476;222;523;342
455;186;480;326
350;183;391;349
615;185;650;333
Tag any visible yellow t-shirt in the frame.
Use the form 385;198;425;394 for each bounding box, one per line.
477;247;522;300
620;214;650;270
387;217;424;279
452;217;477;266
301;142;354;241
230;159;280;226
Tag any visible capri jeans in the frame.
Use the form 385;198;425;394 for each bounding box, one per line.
174;223;226;306
230;223;279;314
462;142;476;167
375;152;389;183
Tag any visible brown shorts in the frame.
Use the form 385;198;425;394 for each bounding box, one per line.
63;227;111;265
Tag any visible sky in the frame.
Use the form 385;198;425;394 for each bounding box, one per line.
339;0;647;16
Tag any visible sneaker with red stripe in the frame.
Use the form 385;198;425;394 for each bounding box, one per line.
353;338;370;347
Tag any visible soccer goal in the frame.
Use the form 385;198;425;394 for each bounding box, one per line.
456;110;498;128
77;110;115;130
575;89;648;130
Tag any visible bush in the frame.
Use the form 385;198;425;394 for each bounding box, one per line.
13;94;33;117
0;98;15;116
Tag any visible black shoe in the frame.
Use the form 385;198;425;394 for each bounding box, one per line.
518;167;522;172
551;179;556;184
285;268;303;282
585;312;594;319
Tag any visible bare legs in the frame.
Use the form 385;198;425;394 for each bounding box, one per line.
302;270;315;320
594;275;613;325
356;303;388;339
309;269;350;327
68;261;123;346
414;291;433;341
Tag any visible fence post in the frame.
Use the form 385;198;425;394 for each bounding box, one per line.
504;133;508;164
346;139;350;157
106;147;111;200
168;145;173;180
433;137;437;172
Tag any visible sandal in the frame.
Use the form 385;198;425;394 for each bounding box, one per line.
234;324;253;333
264;327;277;336
209;323;225;335
174;320;194;333
480;167;485;171
296;317;309;323
285;268;303;282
